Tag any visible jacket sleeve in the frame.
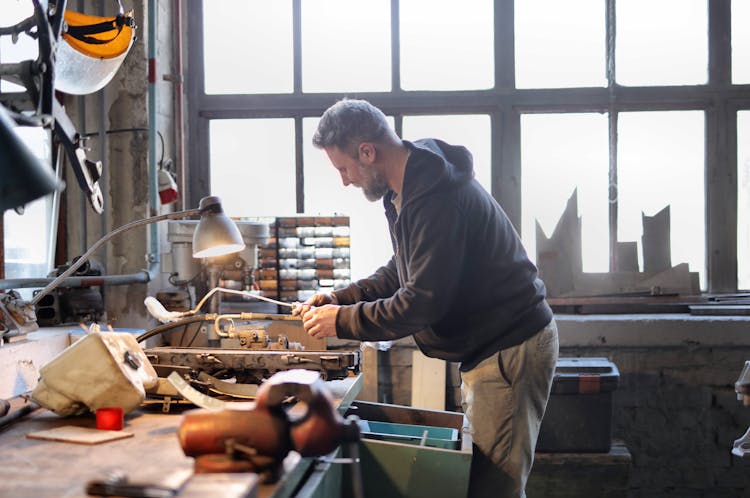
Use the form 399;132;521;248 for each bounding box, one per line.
333;257;400;305
336;195;467;342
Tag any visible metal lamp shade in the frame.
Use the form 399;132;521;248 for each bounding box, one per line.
192;197;245;258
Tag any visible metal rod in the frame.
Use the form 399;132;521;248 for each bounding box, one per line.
0;272;150;290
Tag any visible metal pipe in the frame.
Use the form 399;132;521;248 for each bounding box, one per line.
148;0;159;266
173;0;186;209
30;208;201;306
0;272;150;290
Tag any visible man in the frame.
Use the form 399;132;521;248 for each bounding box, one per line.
298;98;558;498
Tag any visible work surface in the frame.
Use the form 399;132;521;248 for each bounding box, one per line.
0;375;362;498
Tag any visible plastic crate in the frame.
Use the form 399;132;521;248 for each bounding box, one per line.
359;420;460;450
536;357;620;453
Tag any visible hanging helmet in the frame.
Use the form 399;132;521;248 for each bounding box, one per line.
55;1;136;95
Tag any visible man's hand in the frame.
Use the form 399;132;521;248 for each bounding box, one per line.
301;304;340;339
292;292;338;317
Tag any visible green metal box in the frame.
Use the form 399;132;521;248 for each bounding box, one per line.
344;401;472;498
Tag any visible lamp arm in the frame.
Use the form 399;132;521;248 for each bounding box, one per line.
31;208;201;306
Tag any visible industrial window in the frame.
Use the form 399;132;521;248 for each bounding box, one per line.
203;2;294;94
399;0;494;91
515;0;605;89
615;0;707;86
209;119;297;217
617;111;705;288
189;0;747;294
521;113;609;272
301;0;391;93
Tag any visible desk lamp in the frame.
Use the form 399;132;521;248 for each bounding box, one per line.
30;195;245;308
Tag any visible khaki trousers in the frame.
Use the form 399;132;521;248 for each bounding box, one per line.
460;319;559;498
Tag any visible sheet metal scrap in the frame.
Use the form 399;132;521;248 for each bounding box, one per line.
144;347;360;385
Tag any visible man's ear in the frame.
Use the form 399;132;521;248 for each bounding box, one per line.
358;143;376;164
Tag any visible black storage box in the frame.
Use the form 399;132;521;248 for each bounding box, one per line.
536;357;620;453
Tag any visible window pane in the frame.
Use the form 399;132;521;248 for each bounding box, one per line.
515;0;606;89
402;115;491;192
616;0;707;86
303;118;394;281
1;0;38;93
521;114;609;272
203;1;293;94
618;111;705;288
302;0;391;92
738;112;750;289
732;1;750;83
209;119;296;217
400;0;493;91
4;127;55;299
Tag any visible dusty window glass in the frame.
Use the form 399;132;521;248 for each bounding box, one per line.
515;0;605;89
209;119;296;217
738;111;750;289
521;114;609;272
400;0;493;91
3;127;54;298
203;1;293;94
302;0;391;92
402;115;491;192
1;0;38;92
2;1;55;297
616;0;707;86
617;111;705;288
303;118;394;280
732;1;750;84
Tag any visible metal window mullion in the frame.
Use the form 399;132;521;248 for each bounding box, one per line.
606;0;618;272
295;116;304;213
187;1;209;208
706;0;736;291
293;0;302;94
391;0;401;92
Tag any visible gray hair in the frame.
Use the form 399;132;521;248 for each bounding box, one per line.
312;99;394;155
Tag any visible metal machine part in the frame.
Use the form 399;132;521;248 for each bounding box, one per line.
34;257;105;326
176;369;361;482
145;346;360;385
0;290;38;338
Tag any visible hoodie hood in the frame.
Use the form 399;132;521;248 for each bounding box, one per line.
398;139;475;208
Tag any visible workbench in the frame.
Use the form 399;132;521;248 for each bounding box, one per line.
0;374;362;498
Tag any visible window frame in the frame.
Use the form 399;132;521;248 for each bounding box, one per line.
187;0;747;293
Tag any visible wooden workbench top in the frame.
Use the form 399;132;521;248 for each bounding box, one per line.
0;374;362;498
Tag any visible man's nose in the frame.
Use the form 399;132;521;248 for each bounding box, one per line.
340;171;350;186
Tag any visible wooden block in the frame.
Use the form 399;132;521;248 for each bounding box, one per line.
411;351;446;411
359;346;379;402
26;425;133;445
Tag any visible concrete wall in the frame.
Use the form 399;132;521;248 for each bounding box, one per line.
353;315;750;497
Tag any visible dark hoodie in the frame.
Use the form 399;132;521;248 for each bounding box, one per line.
334;138;552;371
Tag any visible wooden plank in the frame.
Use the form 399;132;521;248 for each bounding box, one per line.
358;346;379;402
642;206;671;273
411;351;445;411
27;425;133;444
528;441;631;498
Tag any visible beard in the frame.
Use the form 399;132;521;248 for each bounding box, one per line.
357;163;390;202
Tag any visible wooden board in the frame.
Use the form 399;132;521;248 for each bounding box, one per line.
411;351;445;411
27;425;134;444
